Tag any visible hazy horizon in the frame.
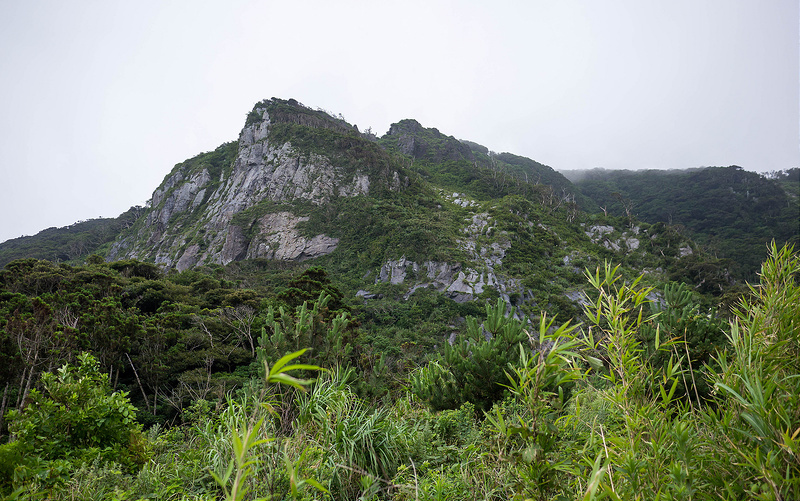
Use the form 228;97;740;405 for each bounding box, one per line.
1;1;797;243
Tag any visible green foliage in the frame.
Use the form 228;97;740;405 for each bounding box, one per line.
294;369;411;499
2;94;797;499
566;262;706;500
411;298;530;412
2;247;798;500
484;316;583;499
210;350;324;501
7;353;144;461
0;206;146;268
704;243;800;499
491;152;596;210
302;190;465;269
2;353;145;494
259;292;356;372
575;166;799;280
275;266;347;313
268;122;395;180
640;281;728;401
0;257;279;428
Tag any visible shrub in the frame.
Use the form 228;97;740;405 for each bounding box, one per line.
411;298;529;411
5;353;146;473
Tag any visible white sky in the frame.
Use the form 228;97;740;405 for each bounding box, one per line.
0;0;797;243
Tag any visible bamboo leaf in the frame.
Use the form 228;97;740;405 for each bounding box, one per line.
269;348;309;375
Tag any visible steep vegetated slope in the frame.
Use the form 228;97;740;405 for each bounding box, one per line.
0;206;145;268
6;98;797;499
103;98;703;318
571;166;800;279
107;98;403;269
379;118;596;210
770;166;800;199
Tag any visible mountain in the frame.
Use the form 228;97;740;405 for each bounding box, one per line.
2;99;798;500
0;206;145;268
107;98;403;269
1;97;736;317
4;96;711;428
94;97;702;315
569;167;800;279
378;118;596;210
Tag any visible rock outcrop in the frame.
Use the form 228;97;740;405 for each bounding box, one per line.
108;99;382;270
383;119;475;164
584;225;641;252
370;194;520;304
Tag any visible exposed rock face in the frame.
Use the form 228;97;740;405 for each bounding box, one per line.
373;196;520;304
243;212;339;261
585;225;640;252
108;100;376;270
384;119;475;163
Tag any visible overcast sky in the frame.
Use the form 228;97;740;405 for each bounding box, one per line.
0;0;797;243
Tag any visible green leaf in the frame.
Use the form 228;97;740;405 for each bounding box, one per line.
586;356;604;371
302;477;330;495
269;348;309;375
268;373;316;391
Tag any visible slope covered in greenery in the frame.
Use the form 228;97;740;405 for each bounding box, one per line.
4;99;796;498
572;166;799;279
378;119;595;210
0;245;796;500
0;206;145;268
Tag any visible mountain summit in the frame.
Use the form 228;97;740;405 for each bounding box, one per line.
100;98;702;308
108;98;405;270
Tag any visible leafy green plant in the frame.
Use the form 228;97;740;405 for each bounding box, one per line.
494;315;582;498
565;263;706;500
0;353;146;497
210;348;327;501
640;281;728;403
411;298;529;411
294;368;411;499
5;353;145;465
704;243;800;499
259;291;354;371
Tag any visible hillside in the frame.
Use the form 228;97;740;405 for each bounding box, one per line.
0;206;145;268
0;97;712;431
0;97;728;422
569;166;799;279
2;98;798;499
100;98;696;315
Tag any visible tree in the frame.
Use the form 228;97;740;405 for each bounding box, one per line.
411;298;531;411
3;353;146;481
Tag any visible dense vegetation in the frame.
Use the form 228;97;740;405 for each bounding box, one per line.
378;119;594;210
0;206;146;268
1;100;797;499
572;166;800;280
0;245;796;499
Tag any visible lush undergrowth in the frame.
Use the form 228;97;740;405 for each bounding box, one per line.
0;244;797;499
573;167;800;280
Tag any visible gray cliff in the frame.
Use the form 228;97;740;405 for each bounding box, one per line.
108;100;378;270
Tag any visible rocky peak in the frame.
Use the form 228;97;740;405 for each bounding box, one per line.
382;119;475;164
108;99;395;270
250;98;356;135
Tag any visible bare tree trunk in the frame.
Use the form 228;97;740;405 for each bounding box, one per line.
221;306;257;356
16;366;27;408
127;353;152;414
193;315;215;348
20;352;39;409
0;382;9;433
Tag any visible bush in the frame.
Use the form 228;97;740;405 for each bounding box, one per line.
5;353;147;479
411;298;529;411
